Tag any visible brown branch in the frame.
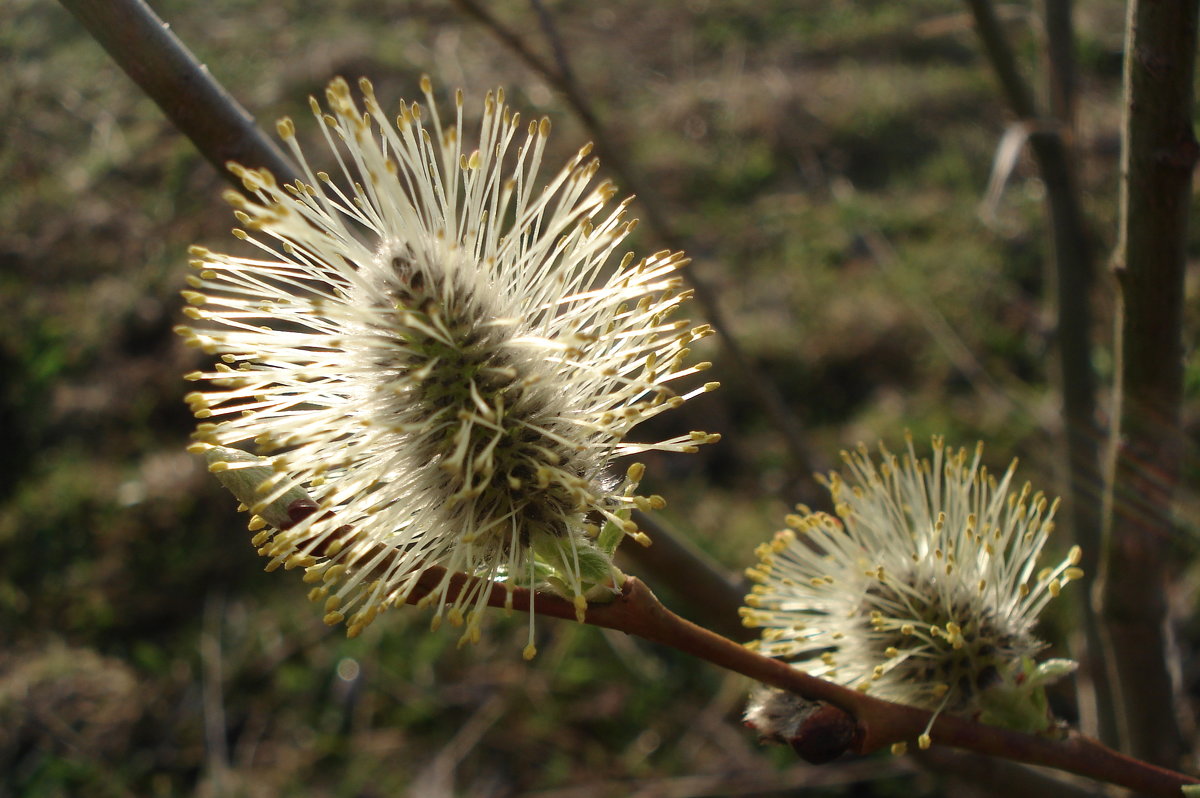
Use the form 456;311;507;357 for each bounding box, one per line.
962;0;1109;743
57;0;299;194
1098;0;1200;767
964;0;1040;119
624;511;751;642
265;487;1196;794
451;0;820;494
397;565;1197;797
528;0;579;92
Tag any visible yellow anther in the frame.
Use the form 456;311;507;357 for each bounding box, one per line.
573;594;588;623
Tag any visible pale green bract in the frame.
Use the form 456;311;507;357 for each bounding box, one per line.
977;657;1077;736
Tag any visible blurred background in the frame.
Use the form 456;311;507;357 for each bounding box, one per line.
2;0;1196;795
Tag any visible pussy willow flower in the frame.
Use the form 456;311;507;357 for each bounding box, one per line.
175;76;719;657
741;435;1082;747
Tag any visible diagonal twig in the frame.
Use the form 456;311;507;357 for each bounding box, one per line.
452;0;820;491
262;493;1198;796
626;511;750;641
58;0;300;194
394;563;1198;797
212;454;1200;794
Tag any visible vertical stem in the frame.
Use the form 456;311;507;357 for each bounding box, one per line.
1036;0;1115;744
965;0;1107;740
1099;0;1199;767
1040;0;1076;125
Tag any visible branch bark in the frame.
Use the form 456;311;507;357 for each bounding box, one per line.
400;566;1198;797
1040;0;1077;126
265;496;1197;794
204;461;1199;795
1098;0;1199;767
624;512;750;641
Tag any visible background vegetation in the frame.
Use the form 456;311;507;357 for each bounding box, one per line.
2;0;1195;795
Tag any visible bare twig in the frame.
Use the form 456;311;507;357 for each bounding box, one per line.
964;0;1040;119
1098;0;1199;767
961;0;1108;744
452;0;820;490
57;0;300;194
202;464;1198;795
260;495;1197;793
624;512;750;641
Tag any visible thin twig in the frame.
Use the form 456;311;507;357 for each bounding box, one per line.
964;0;1039;119
452;0;820;491
1030;0;1114;746
1098;0;1199;767
624;511;750;641
263;496;1196;793
961;0;1108;744
57;0;300;194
